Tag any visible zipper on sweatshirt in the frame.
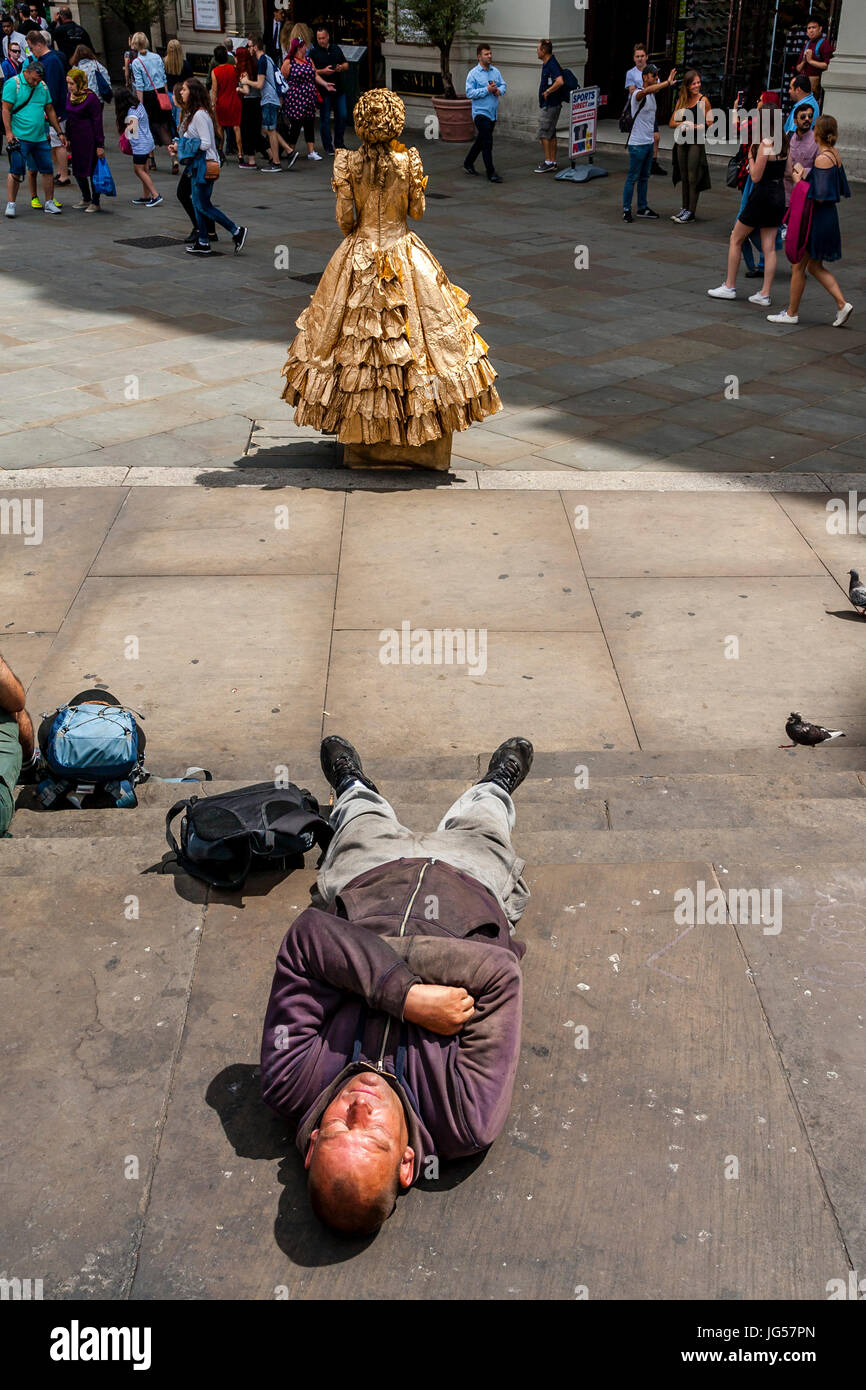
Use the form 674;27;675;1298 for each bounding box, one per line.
376;859;433;1072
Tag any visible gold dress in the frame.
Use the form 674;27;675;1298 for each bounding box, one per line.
281;143;502;449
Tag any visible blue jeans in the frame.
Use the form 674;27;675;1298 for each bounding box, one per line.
623;143;652;212
319;89;346;151
190;177;238;244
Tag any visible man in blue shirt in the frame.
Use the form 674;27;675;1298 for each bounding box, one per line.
784;74;820;134
464;42;505;183
25;28;68;184
535;39;565;173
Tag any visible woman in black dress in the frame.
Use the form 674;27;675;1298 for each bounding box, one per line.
768;115;853;328
708;112;789;307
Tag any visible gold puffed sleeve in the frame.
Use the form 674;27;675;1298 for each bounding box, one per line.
332;149;357;236
407;146;427;221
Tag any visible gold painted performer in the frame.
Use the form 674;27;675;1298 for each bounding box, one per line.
281;89;501;469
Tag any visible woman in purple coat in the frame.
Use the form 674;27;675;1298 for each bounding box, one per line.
64;67;105;211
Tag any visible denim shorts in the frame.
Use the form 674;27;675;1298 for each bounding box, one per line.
17;138;53;175
261;102;279;130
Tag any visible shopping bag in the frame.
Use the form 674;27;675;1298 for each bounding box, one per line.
92;156;117;197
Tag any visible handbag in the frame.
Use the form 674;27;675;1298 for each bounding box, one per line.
119;131;132;155
136;54;172;112
205;159;220;179
726;148;746;189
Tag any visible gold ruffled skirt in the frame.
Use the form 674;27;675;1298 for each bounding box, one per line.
281;230;501;447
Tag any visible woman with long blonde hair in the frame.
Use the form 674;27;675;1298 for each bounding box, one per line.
668;68;712;222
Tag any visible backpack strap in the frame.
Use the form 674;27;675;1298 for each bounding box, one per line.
267;806;334;853
165;797;194;855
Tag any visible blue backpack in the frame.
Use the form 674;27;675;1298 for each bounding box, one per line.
37;702;144;809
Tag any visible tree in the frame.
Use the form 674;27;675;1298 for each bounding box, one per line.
398;0;489;98
98;0;167;38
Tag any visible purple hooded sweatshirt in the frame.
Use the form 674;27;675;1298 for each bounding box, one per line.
260;856;525;1183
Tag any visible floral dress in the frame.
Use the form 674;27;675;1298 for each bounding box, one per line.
282;57;317;121
282;143;501;447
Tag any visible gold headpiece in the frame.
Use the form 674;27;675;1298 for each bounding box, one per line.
353;88;405;144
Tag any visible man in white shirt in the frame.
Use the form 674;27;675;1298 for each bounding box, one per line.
623;63;676;222
625;42;665;176
1;13;26;61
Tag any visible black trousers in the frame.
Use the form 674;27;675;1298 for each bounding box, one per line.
466;114;495;176
177;168;214;235
286;115;315;146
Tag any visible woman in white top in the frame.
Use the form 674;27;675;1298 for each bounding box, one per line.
129;29;171;151
69;43;110;99
170;77;247;257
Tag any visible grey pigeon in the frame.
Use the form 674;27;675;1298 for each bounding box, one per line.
781;713;846;748
849;570;866;615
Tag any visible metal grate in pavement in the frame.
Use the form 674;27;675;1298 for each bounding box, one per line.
114;236;187;248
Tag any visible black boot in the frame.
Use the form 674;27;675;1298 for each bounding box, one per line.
477;737;534;795
320;735;378;796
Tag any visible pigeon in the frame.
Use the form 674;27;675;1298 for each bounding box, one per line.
848;570;866;615
781;713;846;748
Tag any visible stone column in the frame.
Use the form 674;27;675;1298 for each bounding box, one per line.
821;1;866;180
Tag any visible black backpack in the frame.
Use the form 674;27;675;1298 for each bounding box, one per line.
165;781;333;889
619;95;636;133
562;68;579;95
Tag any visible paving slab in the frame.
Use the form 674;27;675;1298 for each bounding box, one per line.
0;872;205;1297
26;575;336;778
335;491;598;632
721;859;866;1272
91;488;344;577
1;488;126;633
571;492;824;577
130;862;844;1299
589;575;866;748
324;629;638;758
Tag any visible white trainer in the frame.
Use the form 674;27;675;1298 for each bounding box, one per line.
4;201;16;217
748;292;771;307
833;302;854;327
707;284;736;299
43;198;62;214
767;310;799;324
307;151;323;160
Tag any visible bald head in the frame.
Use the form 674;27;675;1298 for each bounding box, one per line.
304;1071;414;1234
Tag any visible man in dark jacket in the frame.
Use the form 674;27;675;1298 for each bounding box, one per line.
49;7;91;64
261;733;533;1236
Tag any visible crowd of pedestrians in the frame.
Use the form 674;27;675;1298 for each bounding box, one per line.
1;14;355;255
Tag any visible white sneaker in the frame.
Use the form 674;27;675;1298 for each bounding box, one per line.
43;198;62;214
833;302;854;328
708;284;736;299
767;310;798;324
307;151;322;161
748;292;771;307
4;201;16;217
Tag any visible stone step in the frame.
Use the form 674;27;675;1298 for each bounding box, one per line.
4;815;866;878
9;782;866;842
509;824;866;866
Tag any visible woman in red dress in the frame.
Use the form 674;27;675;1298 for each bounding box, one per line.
210;43;243;164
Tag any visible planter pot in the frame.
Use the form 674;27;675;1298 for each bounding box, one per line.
431;95;475;143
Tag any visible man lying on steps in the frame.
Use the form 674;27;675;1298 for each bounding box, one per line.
260;733;533;1236
0;649;40;836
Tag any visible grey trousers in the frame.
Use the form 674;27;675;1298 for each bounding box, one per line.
314;781;530;927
